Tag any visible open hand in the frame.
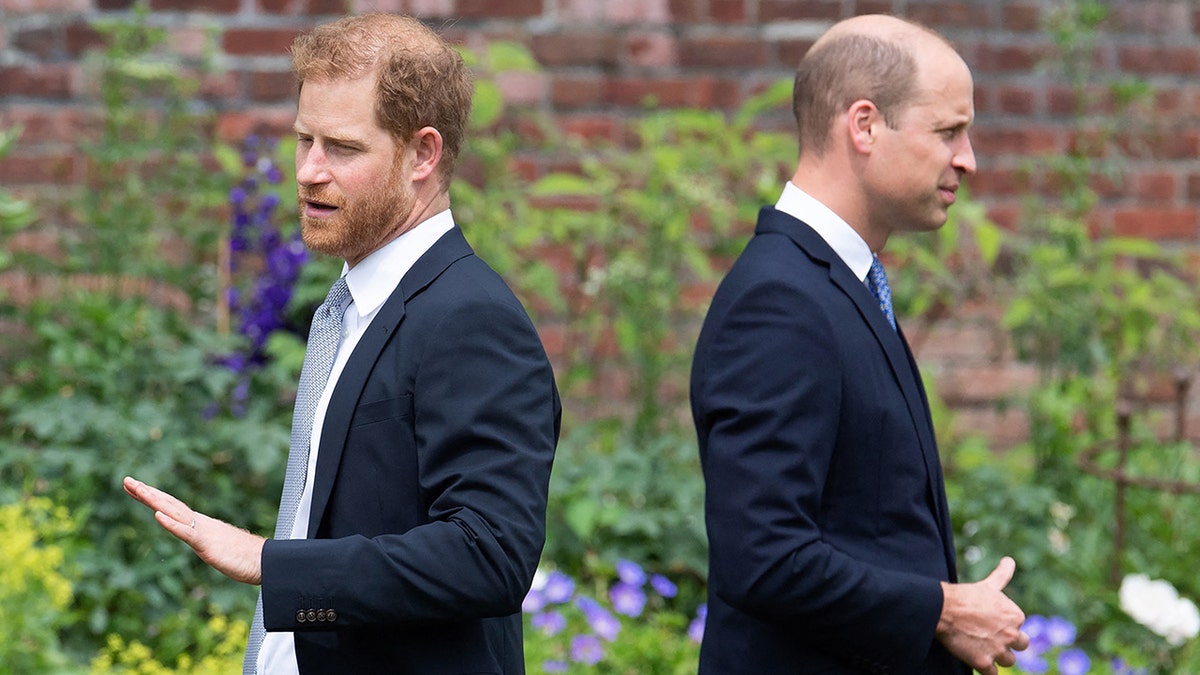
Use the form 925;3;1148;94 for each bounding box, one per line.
123;476;265;585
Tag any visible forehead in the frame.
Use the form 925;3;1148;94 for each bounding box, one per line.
905;51;975;123
294;75;384;136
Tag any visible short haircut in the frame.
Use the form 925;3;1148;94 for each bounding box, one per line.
792;32;918;157
291;13;473;183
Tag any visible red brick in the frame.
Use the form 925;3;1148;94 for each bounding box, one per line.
223;28;301;56
906;1;992;29
0;0;89;11
304;0;343;15
558;114;622;143
668;0;700;22
531;32;619;68
1047;85;1077;116
1003;2;1041;31
1112;2;1192;35
623;31;677;68
1113;208;1198;240
150;0;239;11
551;74;604;109
950;408;1030;449
248;70;297;102
938;363;1040;405
973;42;1044;72
679;36;768;68
13;26;59;59
96;0;135;8
1187;173;1200;200
776;39;814;69
760;0;841;21
259;0;297;12
0;64;76;99
972;126;1064;155
408;0;454;17
65;20;105;57
604;76;690;108
604;0;669;24
459;0;541;18
0;153;82;184
1118;45;1200;75
858;1;895;15
968;166;1029;198
0;105;98;144
215;109;298;143
996;84;1037;115
710;0;745;23
1132;171;1178;202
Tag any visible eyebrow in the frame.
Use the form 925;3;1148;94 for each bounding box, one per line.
292;126;366;148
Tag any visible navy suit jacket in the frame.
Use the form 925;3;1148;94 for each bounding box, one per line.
260;227;560;674
690;208;968;675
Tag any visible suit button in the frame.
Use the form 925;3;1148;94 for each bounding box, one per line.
316;610;327;622
306;610;317;622
328;609;338;622
296;610;306;623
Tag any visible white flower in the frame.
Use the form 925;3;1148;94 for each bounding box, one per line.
1119;573;1200;647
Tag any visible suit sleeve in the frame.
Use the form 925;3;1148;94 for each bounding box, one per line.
260;293;559;628
694;276;943;668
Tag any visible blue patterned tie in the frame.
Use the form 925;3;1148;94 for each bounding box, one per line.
867;255;896;331
244;275;350;674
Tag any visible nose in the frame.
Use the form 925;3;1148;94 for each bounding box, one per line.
295;142;331;186
954;133;977;175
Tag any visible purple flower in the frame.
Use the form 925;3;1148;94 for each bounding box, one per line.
610;582;646;617
616;559;646;586
1045;616;1076;648
1014;648;1049;674
570;634;604;665
543;571;575;604
532;610;566;636
522;588;546;614
575;596;620;641
687;604;707;644
229;185;248;205
543;661;568;673
1057;648;1090;675
1111;658;1148;675
650;574;678;598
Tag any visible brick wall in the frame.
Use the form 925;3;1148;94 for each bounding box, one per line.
3;0;1200;446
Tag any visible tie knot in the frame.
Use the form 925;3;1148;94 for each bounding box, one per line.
322;276;350;317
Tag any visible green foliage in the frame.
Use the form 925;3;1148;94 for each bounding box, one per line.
90;610;248;675
0;497;78;674
0;4;290;668
0;126;36;275
545;426;707;580
73;2;226;295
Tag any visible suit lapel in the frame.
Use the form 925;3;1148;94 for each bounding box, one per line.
305;227;475;538
755;207;951;546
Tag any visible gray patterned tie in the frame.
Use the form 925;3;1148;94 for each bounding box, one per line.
244;275;350;674
867;254;897;331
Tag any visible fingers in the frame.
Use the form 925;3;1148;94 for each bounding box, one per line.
124;476;197;535
982;555;1015;590
1013;629;1031;652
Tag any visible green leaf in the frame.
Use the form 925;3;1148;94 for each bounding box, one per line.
485;41;539;72
470;80;504;129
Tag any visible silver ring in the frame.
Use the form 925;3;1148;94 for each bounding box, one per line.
190;518;196;529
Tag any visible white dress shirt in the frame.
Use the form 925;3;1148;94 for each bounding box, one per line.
258;209;456;675
775;182;874;283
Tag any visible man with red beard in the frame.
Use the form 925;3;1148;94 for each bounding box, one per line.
124;14;559;674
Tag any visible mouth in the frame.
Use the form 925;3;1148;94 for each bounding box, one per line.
300;196;339;218
938;185;958;204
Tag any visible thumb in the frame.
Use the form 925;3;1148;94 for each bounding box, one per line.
982;556;1016;590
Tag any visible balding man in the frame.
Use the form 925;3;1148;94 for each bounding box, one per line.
691;15;1028;675
125;13;559;674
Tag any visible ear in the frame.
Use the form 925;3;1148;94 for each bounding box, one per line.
408;126;444;182
846;99;881;155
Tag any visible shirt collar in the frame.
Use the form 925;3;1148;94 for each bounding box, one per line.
341;209;456;317
775;182;874;282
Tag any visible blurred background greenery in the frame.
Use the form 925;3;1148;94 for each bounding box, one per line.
1;1;1199;673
